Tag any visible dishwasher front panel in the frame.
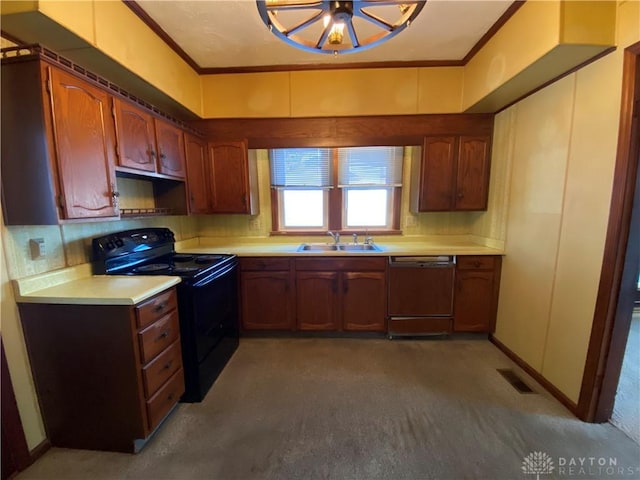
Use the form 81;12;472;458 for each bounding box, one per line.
387;260;455;316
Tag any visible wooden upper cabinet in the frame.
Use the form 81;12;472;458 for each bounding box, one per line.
418;136;456;211
412;134;491;212
185;134;211;214
154;119;185;178
112;98;156;173
208;141;259;214
47;67;119;220
455;136;490;210
113;99;186;179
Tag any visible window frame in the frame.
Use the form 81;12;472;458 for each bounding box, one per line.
270;148;402;235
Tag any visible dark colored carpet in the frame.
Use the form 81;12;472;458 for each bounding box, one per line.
17;338;640;479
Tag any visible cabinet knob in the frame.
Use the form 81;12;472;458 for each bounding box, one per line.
457;192;464;199
159;153;167;160
153;302;167;313
157;330;170;341
148;146;156;158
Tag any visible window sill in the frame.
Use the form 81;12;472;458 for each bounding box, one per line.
270;229;403;236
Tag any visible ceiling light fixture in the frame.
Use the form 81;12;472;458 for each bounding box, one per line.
256;1;426;56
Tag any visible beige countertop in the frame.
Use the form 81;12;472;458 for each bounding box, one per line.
13;264;181;305
177;235;504;257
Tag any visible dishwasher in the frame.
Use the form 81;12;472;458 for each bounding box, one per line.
387;256;455;337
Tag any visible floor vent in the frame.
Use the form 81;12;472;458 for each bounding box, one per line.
497;368;535;394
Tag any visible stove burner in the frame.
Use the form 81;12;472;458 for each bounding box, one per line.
135;263;171;273
195;255;224;264
173;266;200;274
173;254;195;262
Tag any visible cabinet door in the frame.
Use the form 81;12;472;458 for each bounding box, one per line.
388;265;454;316
208;141;251;213
418;136;456;211
154;119;185;178
185;134;211;214
342;272;386;332
241;271;294;330
454;270;495;332
48;67;118;219
113;98;156;172
455;136;490;210
296;272;339;331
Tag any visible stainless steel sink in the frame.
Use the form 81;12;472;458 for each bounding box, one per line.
297;244;339;252
296;243;382;252
338;244;382;252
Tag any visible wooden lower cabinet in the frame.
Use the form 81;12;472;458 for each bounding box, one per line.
17;287;184;453
239;255;501;334
296;271;340;331
342;271;386;332
295;257;387;332
239;257;294;331
454;256;502;332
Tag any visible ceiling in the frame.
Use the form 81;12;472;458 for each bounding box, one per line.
132;0;519;73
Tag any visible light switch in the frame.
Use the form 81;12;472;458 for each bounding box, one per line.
29;238;46;259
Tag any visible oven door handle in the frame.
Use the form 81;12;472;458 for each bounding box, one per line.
191;260;237;287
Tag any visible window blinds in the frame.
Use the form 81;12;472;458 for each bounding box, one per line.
337;146;403;187
270;148;332;188
270;146;404;188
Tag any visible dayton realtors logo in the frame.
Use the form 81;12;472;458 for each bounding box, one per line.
522;452;640;478
522;451;555;480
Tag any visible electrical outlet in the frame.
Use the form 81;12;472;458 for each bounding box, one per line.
249;218;262;232
29;238;46;259
405;215;417;227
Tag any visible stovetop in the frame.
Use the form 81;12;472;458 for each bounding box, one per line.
128;253;234;278
92;228;236;281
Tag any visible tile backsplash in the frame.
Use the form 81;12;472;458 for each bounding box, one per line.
2;215;198;280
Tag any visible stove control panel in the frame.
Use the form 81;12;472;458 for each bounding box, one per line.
92;228;176;260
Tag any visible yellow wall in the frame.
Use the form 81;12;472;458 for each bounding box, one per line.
0;0;202;116
492;0;638;403
0;210;46;450
92;1;201;115
201;67;464;118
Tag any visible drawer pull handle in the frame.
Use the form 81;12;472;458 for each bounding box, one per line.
163;361;173;370
473;261;481;268
156;330;170;341
167;393;174;401
153;302;167;313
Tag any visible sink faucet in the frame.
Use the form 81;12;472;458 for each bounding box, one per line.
352;233;358;245
327;231;340;245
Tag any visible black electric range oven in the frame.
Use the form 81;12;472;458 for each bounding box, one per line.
92;228;239;402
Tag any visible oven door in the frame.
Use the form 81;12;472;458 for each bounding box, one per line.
178;259;239;402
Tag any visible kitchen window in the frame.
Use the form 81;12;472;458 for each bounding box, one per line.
270;146;403;233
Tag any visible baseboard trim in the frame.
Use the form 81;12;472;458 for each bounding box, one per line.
489;335;579;415
29;438;51;465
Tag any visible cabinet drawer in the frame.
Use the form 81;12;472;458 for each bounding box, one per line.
457;256;496;270
388;317;452;335
136;289;178;329
295;257;386;271
138;310;180;364
240;257;290;271
146;368;184;432
142;340;182;398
